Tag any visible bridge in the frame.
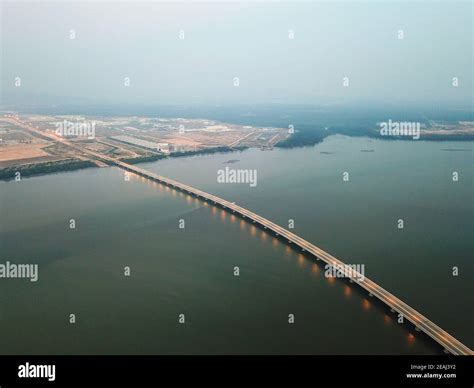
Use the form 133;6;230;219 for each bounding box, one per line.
9;116;473;356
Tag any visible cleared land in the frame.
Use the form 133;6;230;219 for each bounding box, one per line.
0;144;49;162
3;113;470;179
0;114;289;179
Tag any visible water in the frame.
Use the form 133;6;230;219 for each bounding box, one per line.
0;135;472;354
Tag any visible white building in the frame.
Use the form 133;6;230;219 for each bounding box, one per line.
111;135;170;154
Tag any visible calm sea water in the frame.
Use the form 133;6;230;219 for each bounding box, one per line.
0;135;472;354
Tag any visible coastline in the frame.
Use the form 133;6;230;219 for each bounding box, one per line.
0;146;249;181
1;134;472;182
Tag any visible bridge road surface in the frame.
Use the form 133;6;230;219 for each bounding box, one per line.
9;116;473;356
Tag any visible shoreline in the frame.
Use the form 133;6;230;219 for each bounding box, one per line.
1;136;472;182
0;146;249;182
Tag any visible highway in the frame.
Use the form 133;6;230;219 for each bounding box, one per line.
9;116;473;356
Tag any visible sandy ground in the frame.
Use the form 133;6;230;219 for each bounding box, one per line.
160;136;205;147
0;156;66;169
0;144;50;162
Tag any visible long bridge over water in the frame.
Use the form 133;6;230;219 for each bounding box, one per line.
11;117;473;356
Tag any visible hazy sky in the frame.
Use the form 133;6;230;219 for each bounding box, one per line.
1;1;472;107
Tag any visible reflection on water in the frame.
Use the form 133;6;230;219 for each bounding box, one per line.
344;285;352;298
363;299;371;311
249;224;257;237
297;254;305;268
